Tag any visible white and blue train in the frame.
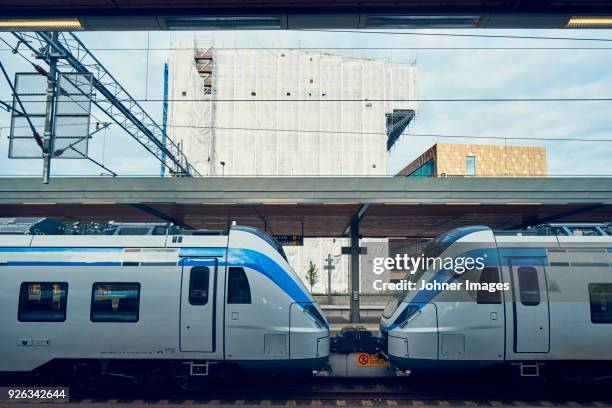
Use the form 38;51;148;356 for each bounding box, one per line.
381;225;612;378
0;225;329;390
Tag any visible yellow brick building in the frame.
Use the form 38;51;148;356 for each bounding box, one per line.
396;143;547;177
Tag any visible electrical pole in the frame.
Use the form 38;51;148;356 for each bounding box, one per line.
42;32;59;184
324;254;335;305
160;62;168;177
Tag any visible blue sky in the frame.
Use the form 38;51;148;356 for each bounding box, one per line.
1;29;611;177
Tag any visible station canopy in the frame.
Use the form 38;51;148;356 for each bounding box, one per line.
0;177;611;241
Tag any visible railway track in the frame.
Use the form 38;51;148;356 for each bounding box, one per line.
2;375;611;406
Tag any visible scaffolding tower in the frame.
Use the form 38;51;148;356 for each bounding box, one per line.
194;36;216;175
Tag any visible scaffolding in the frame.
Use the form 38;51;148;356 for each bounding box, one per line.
168;48;417;177
194;36;215;175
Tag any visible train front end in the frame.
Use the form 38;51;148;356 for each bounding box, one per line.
227;226;330;374
380;226;500;374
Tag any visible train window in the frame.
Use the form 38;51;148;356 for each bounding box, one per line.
189;267;209;305
91;283;140;322
589;283;612;324
18;282;68;322
227;267;251;304
477;267;502;304
152;226;168;235
517;267;540;306
117;227;150;235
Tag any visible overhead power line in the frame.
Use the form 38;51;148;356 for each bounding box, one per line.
5;98;612;103
303;29;612;43
5;121;606;144
165;125;612;143
5;46;612;51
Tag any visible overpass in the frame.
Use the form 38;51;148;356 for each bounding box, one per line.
2;0;612;30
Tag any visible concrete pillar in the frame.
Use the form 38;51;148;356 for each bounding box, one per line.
349;217;360;323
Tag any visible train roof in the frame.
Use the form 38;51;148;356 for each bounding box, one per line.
0;233;229;249
495;222;611;237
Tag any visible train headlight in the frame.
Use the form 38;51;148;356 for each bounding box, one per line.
394;305;421;328
303;305;328;329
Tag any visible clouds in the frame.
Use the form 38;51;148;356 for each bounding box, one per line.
1;29;611;177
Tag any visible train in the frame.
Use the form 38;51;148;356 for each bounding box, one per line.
0;225;330;391
380;224;612;379
3;219;612;390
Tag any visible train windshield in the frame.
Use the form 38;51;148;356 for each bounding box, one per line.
232;226;288;261
383;226;490;318
382;238;443;318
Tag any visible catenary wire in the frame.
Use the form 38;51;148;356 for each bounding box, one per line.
4;98;612;103
2;122;611;143
6;47;612;51
300;29;612;43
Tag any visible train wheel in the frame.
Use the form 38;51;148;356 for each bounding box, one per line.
72;360;108;392
172;363;208;392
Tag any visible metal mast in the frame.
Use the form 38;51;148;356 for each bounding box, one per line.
41;32;59;184
161;62;169;177
11;31;201;177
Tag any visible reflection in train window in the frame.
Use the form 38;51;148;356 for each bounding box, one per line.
91;282;140;322
589;283;612;324
189;267;209;305
228;267;251;304
19;282;68;322
517;267;540;306
477;267;502;304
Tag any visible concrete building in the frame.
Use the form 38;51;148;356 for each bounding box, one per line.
167;44;417;295
397;143;547;178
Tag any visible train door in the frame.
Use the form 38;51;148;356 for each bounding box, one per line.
180;258;217;352
509;257;550;353
224;266;266;360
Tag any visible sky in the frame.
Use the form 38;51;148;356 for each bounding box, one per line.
1;29;612;177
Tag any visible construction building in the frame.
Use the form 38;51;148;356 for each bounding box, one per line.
397;143;547;178
166;41;417;295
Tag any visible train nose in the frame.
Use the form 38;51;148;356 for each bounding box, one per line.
385;303;438;364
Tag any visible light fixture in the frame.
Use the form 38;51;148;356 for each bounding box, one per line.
366;15;481;29
566;16;612;28
0;18;82;30
165;16;281;30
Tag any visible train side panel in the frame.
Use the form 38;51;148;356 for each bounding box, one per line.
0;235;228;372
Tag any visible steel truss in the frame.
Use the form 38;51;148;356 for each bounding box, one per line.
11;31;201;177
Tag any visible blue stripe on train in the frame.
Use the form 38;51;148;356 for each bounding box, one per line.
0;246;311;305
181;248;310;304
